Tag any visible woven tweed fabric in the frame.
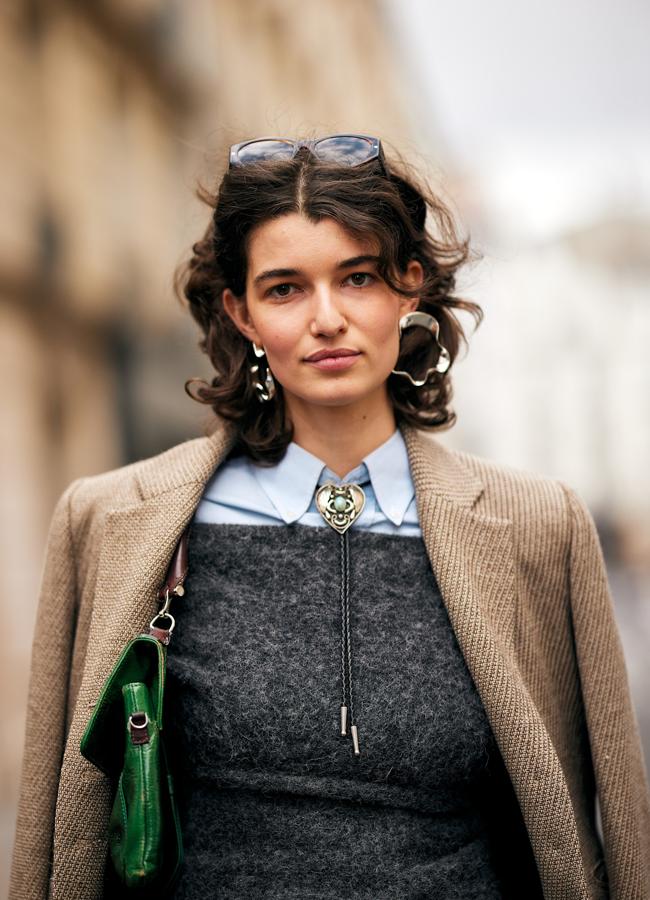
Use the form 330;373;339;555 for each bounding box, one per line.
162;523;542;899
8;420;650;900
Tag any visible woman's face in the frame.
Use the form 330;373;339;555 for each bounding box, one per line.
222;213;422;415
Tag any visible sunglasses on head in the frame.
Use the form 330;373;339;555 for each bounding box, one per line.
228;133;426;230
229;133;386;173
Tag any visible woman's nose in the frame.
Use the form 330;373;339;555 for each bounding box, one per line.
310;289;348;337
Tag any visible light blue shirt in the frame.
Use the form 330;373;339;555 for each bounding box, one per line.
193;428;421;536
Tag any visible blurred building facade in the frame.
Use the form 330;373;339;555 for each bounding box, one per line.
0;0;422;890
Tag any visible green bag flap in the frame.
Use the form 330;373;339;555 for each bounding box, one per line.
80;634;166;775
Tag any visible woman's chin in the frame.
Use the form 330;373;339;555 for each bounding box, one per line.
284;382;386;412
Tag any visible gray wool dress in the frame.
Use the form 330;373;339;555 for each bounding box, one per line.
162;523;543;899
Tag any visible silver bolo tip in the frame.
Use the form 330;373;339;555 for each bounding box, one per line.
340;705;348;736
351;724;360;756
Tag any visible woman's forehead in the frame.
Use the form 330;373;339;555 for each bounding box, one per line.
247;213;379;274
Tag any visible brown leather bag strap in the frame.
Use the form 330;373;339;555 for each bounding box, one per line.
157;525;192;602
149;524;192;645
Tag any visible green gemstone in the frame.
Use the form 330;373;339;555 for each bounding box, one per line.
333;495;347;512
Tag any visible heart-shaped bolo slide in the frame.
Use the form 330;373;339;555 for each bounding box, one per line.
315;482;366;534
314;481;366;756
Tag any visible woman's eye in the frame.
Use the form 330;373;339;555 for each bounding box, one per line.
267;283;296;299
347;272;375;287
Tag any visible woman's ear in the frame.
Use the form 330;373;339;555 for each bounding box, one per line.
222;288;262;345
399;259;424;315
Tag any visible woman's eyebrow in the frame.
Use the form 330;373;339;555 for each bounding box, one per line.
253;255;380;286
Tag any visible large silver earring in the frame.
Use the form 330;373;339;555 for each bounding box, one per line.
250;342;276;402
390;311;450;387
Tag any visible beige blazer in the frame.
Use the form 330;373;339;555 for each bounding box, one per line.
9;419;650;900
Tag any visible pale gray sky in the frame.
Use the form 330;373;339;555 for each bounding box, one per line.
385;0;650;163
385;0;650;240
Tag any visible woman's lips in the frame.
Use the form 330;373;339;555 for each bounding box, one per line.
304;350;361;371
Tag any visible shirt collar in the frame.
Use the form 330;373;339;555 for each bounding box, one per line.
252;428;414;526
360;427;414;525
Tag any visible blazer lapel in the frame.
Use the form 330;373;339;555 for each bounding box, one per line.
401;425;589;899
84;421;238;698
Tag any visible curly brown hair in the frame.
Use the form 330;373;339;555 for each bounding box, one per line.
175;145;483;463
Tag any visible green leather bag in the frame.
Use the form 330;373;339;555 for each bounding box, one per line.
80;526;191;894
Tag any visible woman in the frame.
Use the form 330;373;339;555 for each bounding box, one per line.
9;135;650;900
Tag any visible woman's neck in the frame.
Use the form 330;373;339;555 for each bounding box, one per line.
285;391;397;479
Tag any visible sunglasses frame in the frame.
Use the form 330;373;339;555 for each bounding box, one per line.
228;133;386;172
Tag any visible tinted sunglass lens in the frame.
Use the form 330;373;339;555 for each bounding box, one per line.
314;136;375;165
236;140;295;163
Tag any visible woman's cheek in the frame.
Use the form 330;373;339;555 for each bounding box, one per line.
375;323;400;365
265;339;298;382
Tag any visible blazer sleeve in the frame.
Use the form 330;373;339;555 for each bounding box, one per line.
9;478;86;900
561;482;650;900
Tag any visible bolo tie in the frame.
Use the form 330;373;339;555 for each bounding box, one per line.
314;480;367;758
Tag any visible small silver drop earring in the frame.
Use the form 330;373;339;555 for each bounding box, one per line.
250;342;276;402
390;311;450;387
